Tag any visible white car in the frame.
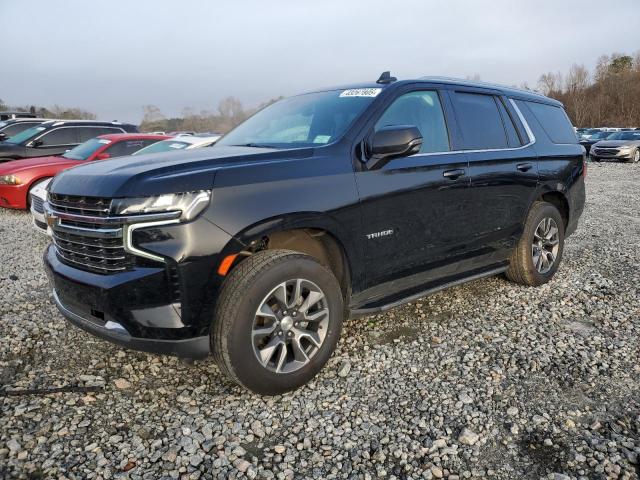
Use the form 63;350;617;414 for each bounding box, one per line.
30;177;51;234
132;135;220;155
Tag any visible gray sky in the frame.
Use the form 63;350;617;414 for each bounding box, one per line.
2;0;638;123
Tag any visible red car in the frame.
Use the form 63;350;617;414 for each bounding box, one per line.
0;133;170;209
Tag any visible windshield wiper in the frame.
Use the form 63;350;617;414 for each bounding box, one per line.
232;143;277;149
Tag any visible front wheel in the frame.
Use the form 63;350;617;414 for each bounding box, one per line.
212;249;344;395
628;148;640;164
506;201;565;286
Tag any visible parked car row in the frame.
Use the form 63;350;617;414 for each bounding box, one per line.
576;127;640;162
0;121;221;220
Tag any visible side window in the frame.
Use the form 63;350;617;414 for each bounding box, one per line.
375;91;450;154
452;92;509;150
525;101;577;144
105;140;149;157
38;128;78;146
78;127;122;142
496;99;523;147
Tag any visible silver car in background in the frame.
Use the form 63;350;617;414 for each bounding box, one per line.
591;131;640;163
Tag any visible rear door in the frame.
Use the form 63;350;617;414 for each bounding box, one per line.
450;90;538;257
354;88;471;304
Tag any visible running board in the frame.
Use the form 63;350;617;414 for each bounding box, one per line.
349;266;508;317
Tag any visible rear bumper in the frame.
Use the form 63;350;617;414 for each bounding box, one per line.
0;184;28;209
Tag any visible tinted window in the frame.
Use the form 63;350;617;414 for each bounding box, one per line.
105;139;157;157
375;91;450;153
38;128;78;146
525;102;577;144
496;99;522;147
78;127;123;142
453;92;508;150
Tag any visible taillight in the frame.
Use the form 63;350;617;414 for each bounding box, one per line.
582;155;587;179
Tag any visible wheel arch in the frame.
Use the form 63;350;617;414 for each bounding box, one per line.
220;213;358;304
536;189;570;232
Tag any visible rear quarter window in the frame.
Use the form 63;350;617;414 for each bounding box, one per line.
524;101;577;144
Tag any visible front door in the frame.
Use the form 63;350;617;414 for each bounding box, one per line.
354;89;471;305
26;127;80;157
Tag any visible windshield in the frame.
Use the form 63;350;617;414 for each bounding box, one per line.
133;140;191;155
5;125;46;144
62;138;110;160
590;131;614;140
606;131;640;141
216;89;379;149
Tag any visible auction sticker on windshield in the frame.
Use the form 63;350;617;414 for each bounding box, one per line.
339;88;382;97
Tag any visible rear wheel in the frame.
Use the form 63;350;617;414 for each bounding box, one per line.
506;201;565;286
212;249;343;395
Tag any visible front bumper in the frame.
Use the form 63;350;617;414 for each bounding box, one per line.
44;244;210;358
590;149;633;161
0;184;28;209
52;289;210;358
30;197;49;234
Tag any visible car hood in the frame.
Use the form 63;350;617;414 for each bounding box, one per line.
49;145;315;197
593;140;640;148
0;155;79;175
0;142;26;159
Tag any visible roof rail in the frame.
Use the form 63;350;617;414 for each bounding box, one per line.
419;76;548;98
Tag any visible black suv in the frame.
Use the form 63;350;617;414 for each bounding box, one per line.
43;75;585;395
0;120;138;161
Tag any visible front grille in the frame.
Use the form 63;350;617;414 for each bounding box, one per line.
594;148;619;156
48;193;112;217
48;194;136;275
31;194;45;214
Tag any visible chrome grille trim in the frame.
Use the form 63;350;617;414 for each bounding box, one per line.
46;194;179;274
54;249;130;272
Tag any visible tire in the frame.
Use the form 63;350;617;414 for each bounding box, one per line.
628;148;640;164
506;201;565;287
212;249;344;395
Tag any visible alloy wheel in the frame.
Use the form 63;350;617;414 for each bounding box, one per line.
532;217;560;274
251;279;329;374
634;149;639;163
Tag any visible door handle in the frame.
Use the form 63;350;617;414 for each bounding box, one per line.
443;169;465;180
516;163;533;172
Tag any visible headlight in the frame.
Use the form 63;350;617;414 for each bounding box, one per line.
618;145;632;151
0;175;23;185
111;190;212;221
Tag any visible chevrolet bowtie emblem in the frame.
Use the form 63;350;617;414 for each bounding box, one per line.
45;212;59;229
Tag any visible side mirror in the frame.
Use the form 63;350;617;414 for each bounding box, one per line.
95;152;111;160
0;133;6;142
365;125;423;170
31;139;43;148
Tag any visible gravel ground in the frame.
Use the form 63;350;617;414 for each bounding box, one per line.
1;162;639;480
